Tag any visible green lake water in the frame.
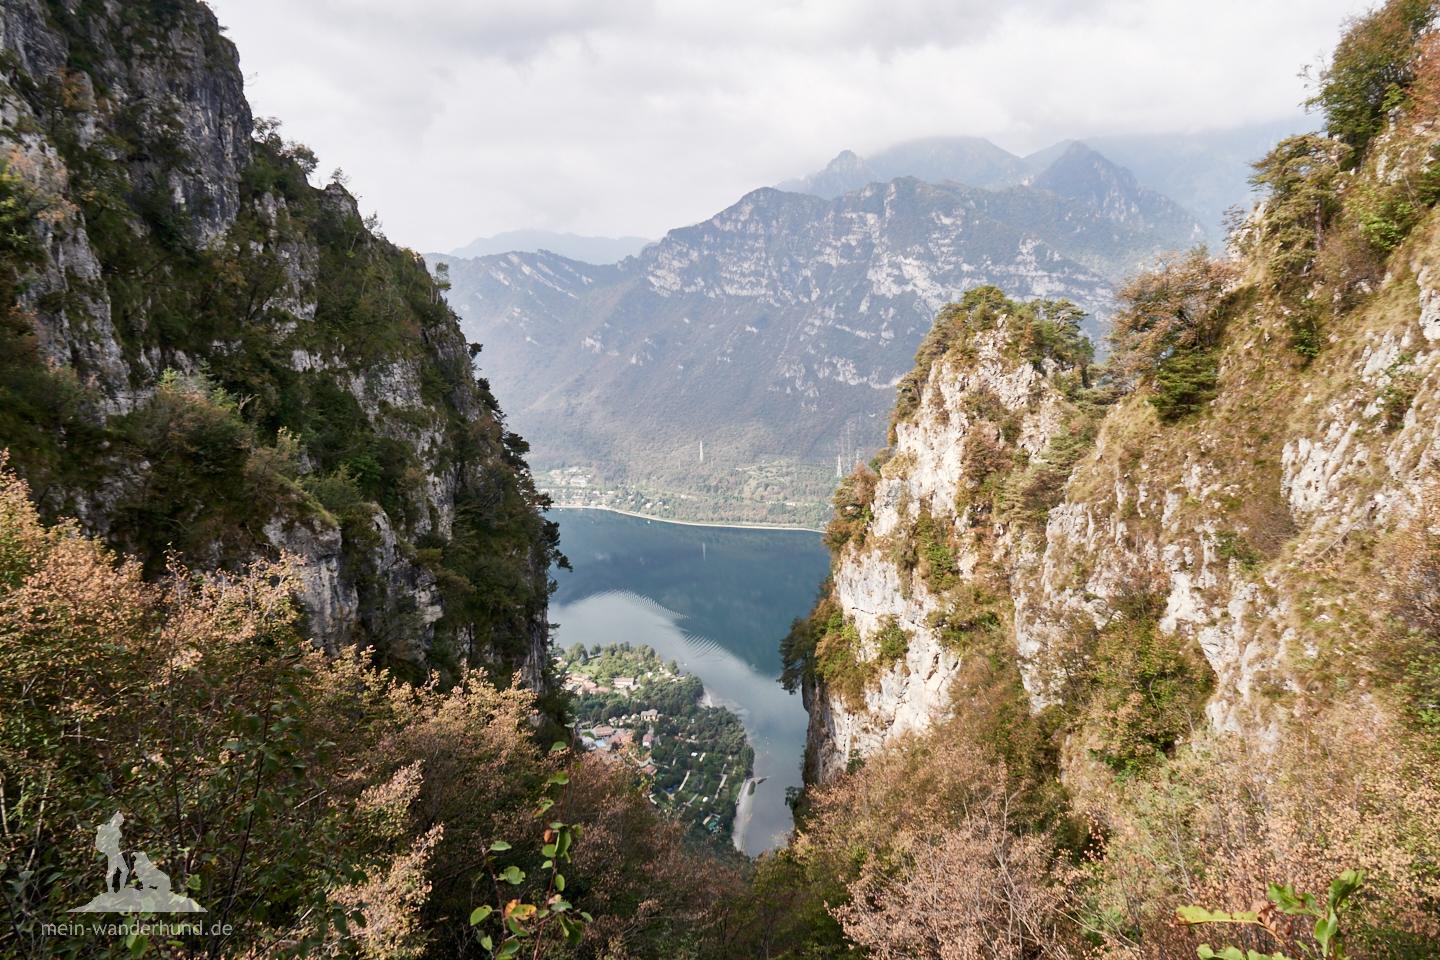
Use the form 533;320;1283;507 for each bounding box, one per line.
550;508;832;854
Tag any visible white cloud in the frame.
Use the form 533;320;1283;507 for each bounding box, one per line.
206;0;1371;251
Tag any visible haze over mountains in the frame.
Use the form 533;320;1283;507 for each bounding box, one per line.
784;141;1204;252
449;229;653;264
778;138;1035;197
432;137;1215;525
781;120;1308;238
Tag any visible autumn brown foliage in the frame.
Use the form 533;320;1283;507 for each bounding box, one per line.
835;805;1080;960
790;726;1085;960
0;462;733;959
1086;712;1440;959
1372;485;1440;730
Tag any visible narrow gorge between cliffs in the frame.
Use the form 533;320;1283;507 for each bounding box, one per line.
549;509;831;853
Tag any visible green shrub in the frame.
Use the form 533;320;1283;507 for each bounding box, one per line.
780;589;836;692
1109;248;1234;409
823;465;877;553
1378;354;1420;431
0;156;52;262
1288;299;1325;363
112;370;261;572
1017;298;1095;373
1308;0;1437;161
999;416;1099;522
1356;185;1421;251
813;612;870;708
1213;530;1264;571
789;607;912;709
913;510;958;591
1085;590;1215;774
874;616;909;672
926;588;1004;652
1249;135;1348;296
960;425;1014;496
1148;350;1220;423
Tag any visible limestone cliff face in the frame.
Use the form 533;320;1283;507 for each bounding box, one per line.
803;315;1084;780
0;0;557;685
801;215;1440;781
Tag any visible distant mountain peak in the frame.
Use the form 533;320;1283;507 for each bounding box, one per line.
780;136;1039;201
826;149;866;171
1033;141;1143;207
777;150;880;199
1022;139;1078;171
1031;141;1205;245
447;230;653;265
867;136;1035;189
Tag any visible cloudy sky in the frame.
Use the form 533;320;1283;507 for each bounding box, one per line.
206;0;1371;253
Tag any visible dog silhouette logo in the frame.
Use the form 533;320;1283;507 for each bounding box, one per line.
69;813;206;914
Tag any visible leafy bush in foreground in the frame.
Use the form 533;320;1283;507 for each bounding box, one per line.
0;464;736;959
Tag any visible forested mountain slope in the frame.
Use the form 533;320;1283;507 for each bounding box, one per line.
0;0;559;684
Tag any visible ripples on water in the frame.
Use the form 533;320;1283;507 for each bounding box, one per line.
549;509;832;854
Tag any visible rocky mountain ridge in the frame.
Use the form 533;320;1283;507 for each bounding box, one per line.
1031;141;1205;245
778;136;1037;197
435;169;1199;525
792;184;1440;784
449;228;653;264
784;137;1205;244
786;125;1316;242
0;0;558;686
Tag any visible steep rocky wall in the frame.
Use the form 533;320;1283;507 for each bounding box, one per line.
0;0;558;687
800;219;1440;782
801;312;1086;780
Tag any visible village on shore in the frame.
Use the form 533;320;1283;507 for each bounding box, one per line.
559;643;755;840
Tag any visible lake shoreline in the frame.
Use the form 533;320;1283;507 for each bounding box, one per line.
549;503;824;534
550;511;832;853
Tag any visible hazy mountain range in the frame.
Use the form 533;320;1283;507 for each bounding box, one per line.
783;141;1204;254
449;229;654;264
430;139;1210;524
445;121;1306;273
781;119;1310;238
777;138;1036;197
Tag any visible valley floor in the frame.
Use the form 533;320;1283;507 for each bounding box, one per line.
547;503;821;532
537;459;837;528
